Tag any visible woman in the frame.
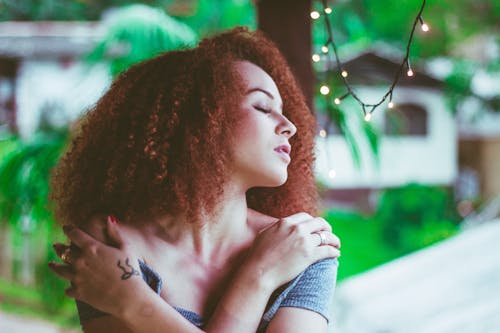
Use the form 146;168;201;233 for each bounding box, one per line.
49;27;341;333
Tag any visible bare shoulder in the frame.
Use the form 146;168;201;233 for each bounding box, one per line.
247;208;280;232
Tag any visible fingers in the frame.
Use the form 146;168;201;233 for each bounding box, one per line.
280;212;314;225
48;262;74;280
53;242;69;260
314;244;341;262
63;225;97;250
312;231;341;249
300;217;332;234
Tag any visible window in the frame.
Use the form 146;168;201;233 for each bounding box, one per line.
384;103;428;136
0;57;18;132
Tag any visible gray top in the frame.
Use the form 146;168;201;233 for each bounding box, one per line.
76;258;338;332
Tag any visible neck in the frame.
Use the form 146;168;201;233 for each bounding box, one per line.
155;186;254;266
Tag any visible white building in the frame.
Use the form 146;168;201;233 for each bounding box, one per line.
0;21;110;138
314;52;457;208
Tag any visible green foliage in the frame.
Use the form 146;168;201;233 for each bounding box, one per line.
376;183;460;253
0;131;67;228
323;184;461;280
37;228;74;315
0;130;70;317
323;209;401;280
87;4;198;77
177;0;256;36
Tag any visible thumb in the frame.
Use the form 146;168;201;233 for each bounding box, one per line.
106;215;124;248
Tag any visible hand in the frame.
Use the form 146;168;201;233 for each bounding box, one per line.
244;212;340;289
49;216;149;317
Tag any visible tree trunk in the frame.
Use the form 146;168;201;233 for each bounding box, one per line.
257;0;314;110
0;223;13;280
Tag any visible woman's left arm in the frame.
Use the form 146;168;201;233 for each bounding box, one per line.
50;217;204;333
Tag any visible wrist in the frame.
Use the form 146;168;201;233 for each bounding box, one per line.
116;278;154;321
236;261;276;295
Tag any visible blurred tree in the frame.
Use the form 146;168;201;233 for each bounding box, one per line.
0;3;199;315
86;4;197;77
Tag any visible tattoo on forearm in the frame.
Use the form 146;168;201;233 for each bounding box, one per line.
117;258;140;280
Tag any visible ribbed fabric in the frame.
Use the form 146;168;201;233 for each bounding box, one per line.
77;258;338;331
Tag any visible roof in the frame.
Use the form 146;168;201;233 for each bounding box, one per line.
340;51;443;88
0;21;103;58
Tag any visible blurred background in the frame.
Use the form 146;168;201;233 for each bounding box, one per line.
0;0;498;332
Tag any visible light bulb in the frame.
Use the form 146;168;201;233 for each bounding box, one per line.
328;169;336;179
341;70;348;78
320;85;330;95
312;54;321;62
388;101;394;109
421;23;429;32
319;129;327;138
310;11;320;20
324;7;332;14
364;113;372;121
334;98;341;105
321;46;329;53
407;69;414;77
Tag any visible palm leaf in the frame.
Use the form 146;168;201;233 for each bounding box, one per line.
86;4;198;77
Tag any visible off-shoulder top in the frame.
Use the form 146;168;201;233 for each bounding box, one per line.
76;258;338;332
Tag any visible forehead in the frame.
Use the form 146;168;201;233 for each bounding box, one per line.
233;61;282;104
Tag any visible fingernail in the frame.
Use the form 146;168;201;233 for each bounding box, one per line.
108;215;119;224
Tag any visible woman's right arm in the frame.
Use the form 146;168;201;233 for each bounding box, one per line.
53;213;340;333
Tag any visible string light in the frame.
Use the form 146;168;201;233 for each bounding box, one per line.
320;85;330;95
419;16;429;32
334;92;349;105
407;59;414;76
321;45;329;53
364;112;372;122
319;129;327;137
315;0;428;118
310;11;320;20
312;54;321;62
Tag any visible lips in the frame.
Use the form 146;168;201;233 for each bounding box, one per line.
274;144;291;155
274;144;291;163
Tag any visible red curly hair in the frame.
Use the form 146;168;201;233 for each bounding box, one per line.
50;27;318;227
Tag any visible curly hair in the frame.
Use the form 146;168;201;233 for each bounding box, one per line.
49;27;318;227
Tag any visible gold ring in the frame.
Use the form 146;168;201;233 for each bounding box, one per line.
61;249;71;264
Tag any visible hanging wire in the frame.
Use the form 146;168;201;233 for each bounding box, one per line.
316;0;429;119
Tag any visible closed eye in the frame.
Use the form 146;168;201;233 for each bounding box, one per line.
254;106;272;114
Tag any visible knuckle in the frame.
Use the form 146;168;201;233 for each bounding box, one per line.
280;217;290;225
296;223;307;234
289;224;300;234
86;244;98;255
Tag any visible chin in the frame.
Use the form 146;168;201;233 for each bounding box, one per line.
260;171;288;187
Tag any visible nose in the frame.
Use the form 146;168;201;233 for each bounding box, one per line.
276;115;297;138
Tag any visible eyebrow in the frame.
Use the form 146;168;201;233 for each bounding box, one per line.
246;87;283;109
